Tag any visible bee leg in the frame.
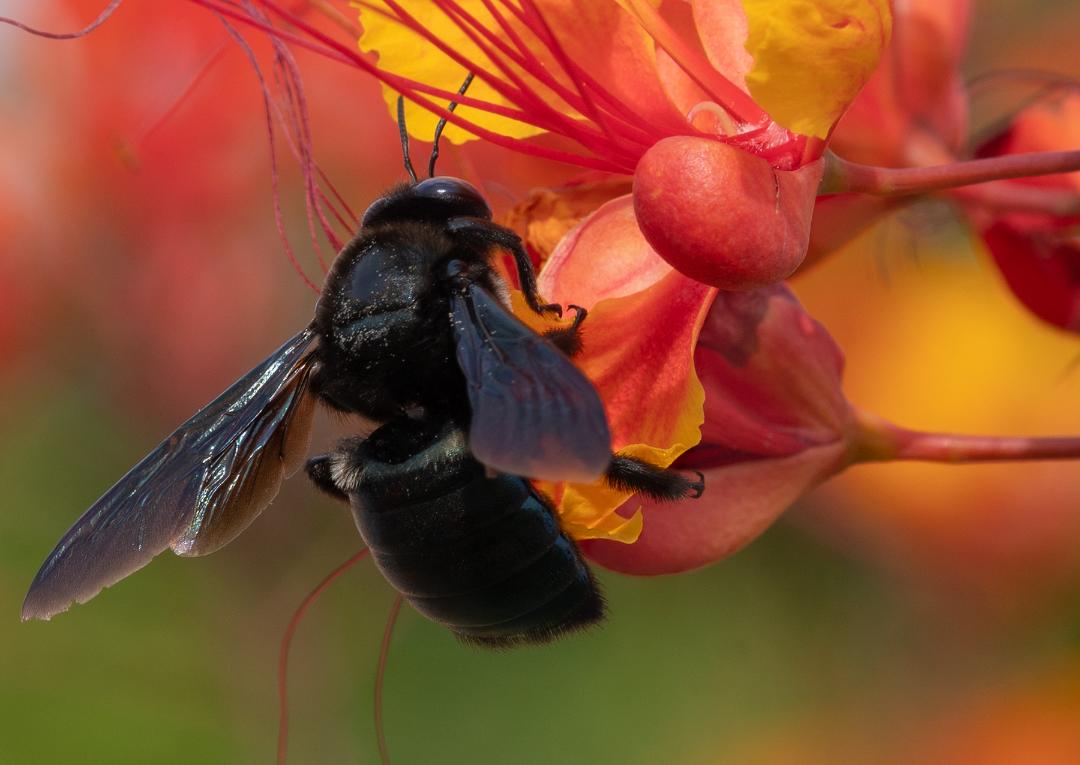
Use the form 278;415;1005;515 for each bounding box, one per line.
446;216;562;318
604;455;705;501
543;304;587;357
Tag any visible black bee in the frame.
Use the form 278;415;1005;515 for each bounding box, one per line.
22;84;702;646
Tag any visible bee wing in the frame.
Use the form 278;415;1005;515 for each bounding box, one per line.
450;283;611;482
22;328;320;621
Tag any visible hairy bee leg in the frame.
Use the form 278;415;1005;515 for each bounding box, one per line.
306;455;350;503
445;216;561;317
543;305;587;357
605;455;705;501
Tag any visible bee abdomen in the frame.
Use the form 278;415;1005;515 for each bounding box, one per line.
352;462;605;647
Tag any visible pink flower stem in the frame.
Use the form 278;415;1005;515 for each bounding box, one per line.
854;411;1080;465
821;150;1080;197
948;182;1080;217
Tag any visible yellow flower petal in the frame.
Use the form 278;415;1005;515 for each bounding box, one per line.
742;0;892;138
555;441;694;544
355;1;546;143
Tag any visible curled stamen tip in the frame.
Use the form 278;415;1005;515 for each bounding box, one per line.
687;101;738;136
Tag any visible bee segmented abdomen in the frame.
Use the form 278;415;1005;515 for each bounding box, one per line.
350;431;605;647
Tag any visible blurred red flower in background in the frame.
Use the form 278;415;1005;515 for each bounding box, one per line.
0;0;403;416
973;93;1080;331
816;0;1080;335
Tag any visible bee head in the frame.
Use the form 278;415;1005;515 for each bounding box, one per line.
360;176;492;228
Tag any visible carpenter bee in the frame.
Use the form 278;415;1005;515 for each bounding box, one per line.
23;82;703;646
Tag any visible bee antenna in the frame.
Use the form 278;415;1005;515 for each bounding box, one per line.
428;72;475;178
397;95;418;183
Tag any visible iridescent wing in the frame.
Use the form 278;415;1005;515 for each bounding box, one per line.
450;283;611;483
22;329;319;621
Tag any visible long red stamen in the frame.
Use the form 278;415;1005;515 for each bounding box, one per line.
0;0;123;39
478;0;586;116
426;0;644;166
619;0;768;126
135;45;230;146
433;0;600;134
204;0;627;170
374;595;404;765
464;0;666;155
264;16;338;266
374;0;610;152
317;166;360;227
219;12;323;292
477;0;618;144
485;0;674;150
316;185;359;235
516;0;658;155
277;549;370;765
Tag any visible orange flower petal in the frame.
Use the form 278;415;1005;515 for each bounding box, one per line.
539;194;674;308
693;286;851;456
565;269;711;453
534;196;715;542
500;178;632;266
690;0;753;91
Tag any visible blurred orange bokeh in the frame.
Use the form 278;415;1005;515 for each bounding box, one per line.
795;227;1080;613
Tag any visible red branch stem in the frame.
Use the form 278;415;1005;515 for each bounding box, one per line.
855;412;1080;465
822;150;1080;197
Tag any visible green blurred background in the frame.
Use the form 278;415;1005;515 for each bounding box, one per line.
3;1;1080;763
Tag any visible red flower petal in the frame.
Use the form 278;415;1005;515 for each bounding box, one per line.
982;223;1080;332
692;286;851;459
584;284;855;574
583;443;848;574
974;93;1080;333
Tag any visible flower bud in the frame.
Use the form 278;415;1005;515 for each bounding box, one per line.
632;137;823;290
